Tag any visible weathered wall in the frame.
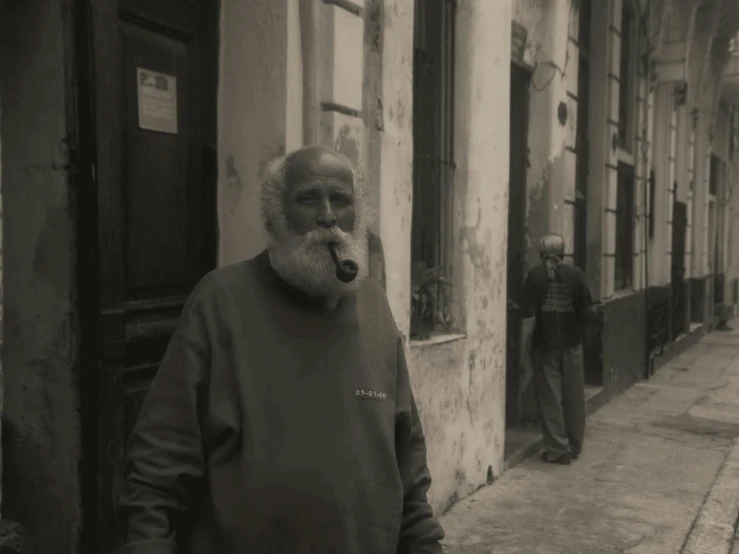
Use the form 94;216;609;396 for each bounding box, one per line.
379;0;511;515
217;0;289;265
217;0;371;266
0;0;81;552
512;0;576;269
378;0;413;339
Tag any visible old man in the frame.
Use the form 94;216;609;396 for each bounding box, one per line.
118;145;445;553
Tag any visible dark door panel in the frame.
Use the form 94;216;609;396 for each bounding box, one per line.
84;0;218;551
506;62;530;429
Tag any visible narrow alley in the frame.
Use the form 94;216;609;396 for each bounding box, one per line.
441;328;739;554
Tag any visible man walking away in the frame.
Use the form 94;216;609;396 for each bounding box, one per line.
518;234;601;465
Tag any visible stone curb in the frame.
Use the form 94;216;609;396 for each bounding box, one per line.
681;438;739;554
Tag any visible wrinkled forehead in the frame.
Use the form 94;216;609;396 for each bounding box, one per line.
284;147;355;192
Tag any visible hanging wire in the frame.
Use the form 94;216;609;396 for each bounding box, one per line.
530;0;576;92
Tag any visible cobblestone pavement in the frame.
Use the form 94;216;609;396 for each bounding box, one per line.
440;328;739;554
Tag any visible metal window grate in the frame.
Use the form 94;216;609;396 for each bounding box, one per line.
411;0;456;276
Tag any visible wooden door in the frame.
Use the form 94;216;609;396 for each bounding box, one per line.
82;0;218;551
506;62;530;429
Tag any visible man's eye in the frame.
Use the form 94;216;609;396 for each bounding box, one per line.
297;195;319;205
332;195;353;206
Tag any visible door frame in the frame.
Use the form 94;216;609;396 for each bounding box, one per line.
505;60;532;429
72;1;104;552
72;1;220;551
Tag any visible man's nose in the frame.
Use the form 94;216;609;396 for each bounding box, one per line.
317;200;337;227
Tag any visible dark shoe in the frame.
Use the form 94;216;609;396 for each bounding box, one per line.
571;452;580;460
541;451;572;465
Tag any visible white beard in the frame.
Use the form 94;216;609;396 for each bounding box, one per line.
268;225;369;298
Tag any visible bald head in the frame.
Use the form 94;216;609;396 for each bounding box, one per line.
260;145;366;239
284;145;355;193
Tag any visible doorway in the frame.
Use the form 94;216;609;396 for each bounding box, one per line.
505;62;531;433
575;0;604;387
573;0;591;273
77;1;219;552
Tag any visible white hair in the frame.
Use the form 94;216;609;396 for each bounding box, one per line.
259;148;372;240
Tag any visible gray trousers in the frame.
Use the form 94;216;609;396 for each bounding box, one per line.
533;345;586;458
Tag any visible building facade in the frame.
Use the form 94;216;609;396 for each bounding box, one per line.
1;0;511;552
506;0;739;431
0;0;738;553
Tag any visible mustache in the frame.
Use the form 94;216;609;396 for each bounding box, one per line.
302;227;352;247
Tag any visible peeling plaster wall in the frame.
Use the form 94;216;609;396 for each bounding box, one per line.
378;0;414;338
0;0;81;551
379;0;511;515
513;0;579;269
217;0;289;265
512;0;547;68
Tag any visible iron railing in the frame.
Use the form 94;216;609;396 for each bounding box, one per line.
615;162;635;290
647;286;671;357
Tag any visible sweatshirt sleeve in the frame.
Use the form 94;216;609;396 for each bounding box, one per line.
395;338;445;554
118;286;212;553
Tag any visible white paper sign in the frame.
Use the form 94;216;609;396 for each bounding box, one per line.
137;67;178;135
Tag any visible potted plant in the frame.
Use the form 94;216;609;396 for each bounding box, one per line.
410;261;455;340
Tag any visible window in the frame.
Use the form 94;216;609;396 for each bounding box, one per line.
410;0;456;338
615;162;635;290
614;1;637;292
618;1;636;153
709;154;720;196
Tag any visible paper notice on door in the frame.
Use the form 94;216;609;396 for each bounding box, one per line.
137;67;178;134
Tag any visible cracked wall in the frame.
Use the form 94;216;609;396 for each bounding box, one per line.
217;0;290;265
513;0;580;270
380;0;512;515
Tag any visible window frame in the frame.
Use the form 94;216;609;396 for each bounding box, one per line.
409;0;457;339
617;0;638;157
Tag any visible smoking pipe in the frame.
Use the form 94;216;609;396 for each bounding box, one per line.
328;242;359;283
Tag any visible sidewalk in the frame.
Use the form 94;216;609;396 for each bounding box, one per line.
440;327;739;554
